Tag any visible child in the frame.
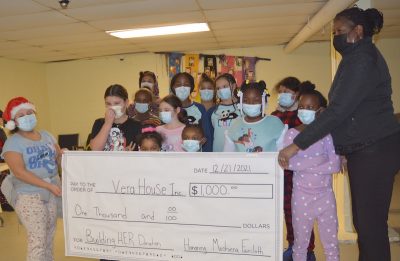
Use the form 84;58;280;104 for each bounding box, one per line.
199;73;216;111
156;94;187;152
132;88;161;127
90;84;141;151
224;80;285;152
203;73;242;152
181;124;206;152
272;77;316;261
128;71;160;117
170;72;206;125
137;127;163;151
283;83;340;261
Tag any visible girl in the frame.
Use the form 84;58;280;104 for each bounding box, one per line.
224;81;285;152
132;88;161;127
1;97;62;261
170;72;206;125
199;73;216;111
273;78;316;261
137;127;163;151
156;94;187;152
203;73;242;152
283;84;340;261
128;71;160;117
90;84;141;151
272;76;302;128
181;124;206;152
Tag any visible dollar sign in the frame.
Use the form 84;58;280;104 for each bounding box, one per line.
191;185;198;196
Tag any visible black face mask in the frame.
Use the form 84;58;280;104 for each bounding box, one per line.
333;33;354;54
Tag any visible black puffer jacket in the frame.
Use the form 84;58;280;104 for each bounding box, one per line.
294;37;400;155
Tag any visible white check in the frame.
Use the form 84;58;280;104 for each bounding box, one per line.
62;151;283;261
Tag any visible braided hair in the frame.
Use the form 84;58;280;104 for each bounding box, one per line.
239;80;269;116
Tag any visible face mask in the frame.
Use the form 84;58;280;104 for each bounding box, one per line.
298;109;316;124
160;111;172;124
110;105;124;119
175;86;191;101
141;82;154;90
278;93;295;107
135;103;149;113
217;87;232;100
16;114;37;131
200;89;214;102
182;139;201;152
242;103;262;117
333;33;353;54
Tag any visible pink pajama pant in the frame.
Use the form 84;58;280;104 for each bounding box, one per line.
292;188;339;261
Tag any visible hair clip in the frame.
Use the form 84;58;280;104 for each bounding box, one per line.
142;127;156;133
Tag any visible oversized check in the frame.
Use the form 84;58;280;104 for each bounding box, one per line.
62;151;283;261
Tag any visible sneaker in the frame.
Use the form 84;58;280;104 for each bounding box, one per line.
307;250;316;261
283;245;293;261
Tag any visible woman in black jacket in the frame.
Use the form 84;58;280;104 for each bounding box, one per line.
279;7;400;261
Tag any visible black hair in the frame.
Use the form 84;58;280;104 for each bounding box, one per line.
241;80;268;96
199;73;215;88
182;124;205;138
104;84;129;100
335;7;383;37
134;88;154;103
170;72;195;93
298;81;328;108
274;76;301;92
160;94;189;124
137;130;163;149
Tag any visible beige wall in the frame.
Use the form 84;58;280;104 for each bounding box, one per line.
0;58;50;131
1;38;399;146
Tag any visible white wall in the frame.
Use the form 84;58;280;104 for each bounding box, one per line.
0;58;50;130
1;38;399;145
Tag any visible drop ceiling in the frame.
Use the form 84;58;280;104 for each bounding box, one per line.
0;0;398;63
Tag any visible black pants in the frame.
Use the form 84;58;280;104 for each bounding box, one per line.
346;132;400;261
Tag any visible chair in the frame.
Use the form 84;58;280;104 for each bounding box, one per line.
58;133;80;150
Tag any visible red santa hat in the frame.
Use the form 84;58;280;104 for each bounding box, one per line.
2;97;36;130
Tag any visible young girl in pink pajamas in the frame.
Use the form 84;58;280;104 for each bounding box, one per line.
283;82;341;261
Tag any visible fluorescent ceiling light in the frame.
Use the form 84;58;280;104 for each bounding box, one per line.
106;23;209;39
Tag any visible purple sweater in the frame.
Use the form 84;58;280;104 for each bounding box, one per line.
283;128;341;192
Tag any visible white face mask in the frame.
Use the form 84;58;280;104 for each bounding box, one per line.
141;82;154;90
110;105;124;119
175;86;191;101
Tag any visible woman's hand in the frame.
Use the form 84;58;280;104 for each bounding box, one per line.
278;143;300;169
47;183;62;197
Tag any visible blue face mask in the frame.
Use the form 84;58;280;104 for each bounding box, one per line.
242;103;262;117
135;102;149;113
175;86;191;101
278;93;295;107
298;109;316;124
159;111;172;124
17;114;37;131
200;89;214;102
182;139;201;152
217;87;232;100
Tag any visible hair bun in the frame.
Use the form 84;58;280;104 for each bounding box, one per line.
364;8;383;35
299;81;315;93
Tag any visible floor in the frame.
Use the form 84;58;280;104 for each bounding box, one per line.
1;175;399;261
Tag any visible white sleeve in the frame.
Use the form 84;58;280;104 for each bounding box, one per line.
223;130;236;152
276;124;289;151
